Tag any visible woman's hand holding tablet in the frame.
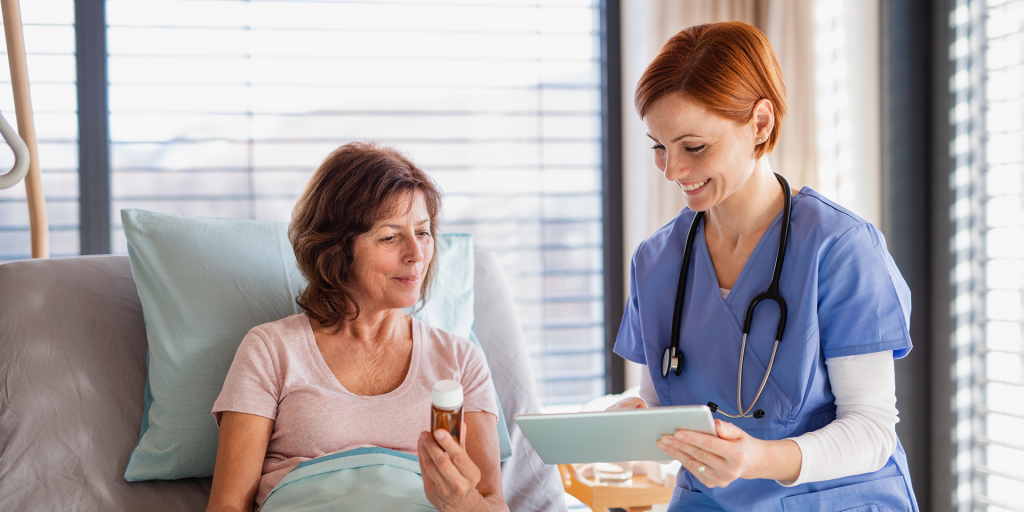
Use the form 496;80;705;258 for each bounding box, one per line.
603;398;801;488
654;418;802;488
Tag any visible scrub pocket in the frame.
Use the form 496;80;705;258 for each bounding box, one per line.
780;476;910;512
669;487;720;512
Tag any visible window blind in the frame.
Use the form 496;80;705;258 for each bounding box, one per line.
106;0;605;407
0;0;78;261
951;1;1024;510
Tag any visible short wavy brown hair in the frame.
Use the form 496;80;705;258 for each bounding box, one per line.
635;21;786;159
289;142;442;326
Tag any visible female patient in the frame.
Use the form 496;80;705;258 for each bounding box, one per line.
206;142;508;512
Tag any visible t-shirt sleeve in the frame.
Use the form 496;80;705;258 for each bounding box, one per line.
613;248;648;365
460;343;499;419
212;328;281;426
817;223;913;359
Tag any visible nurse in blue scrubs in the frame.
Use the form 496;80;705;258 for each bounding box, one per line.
609;22;919;511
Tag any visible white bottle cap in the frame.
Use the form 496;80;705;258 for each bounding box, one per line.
432;380;464;409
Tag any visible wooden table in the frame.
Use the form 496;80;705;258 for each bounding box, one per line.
559;464;673;512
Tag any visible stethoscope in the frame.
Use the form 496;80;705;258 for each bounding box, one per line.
661;173;792;420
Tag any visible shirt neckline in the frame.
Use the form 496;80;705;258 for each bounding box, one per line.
301;312;422;400
696;187;808;299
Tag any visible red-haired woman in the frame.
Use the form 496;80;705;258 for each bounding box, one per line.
609;22;918;511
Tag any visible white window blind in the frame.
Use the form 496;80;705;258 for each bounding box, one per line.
0;0;78;261
952;1;1024;510
106;0;605;407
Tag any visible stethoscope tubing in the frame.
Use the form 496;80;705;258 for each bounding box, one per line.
742;173;792;340
665;208;704;377
662;173;793;420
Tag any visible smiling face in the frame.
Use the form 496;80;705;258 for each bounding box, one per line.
644;92;773;213
349;190;434;315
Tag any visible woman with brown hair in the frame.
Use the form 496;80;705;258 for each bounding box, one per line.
205;142;508;512
609;22;918;510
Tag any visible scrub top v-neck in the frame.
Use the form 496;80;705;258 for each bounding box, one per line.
614;187;919;512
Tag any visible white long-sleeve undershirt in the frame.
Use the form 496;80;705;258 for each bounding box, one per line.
637;351;899;486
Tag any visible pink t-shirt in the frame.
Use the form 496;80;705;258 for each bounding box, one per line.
212;313;498;506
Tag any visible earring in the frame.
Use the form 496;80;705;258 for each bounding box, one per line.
757;138;762;143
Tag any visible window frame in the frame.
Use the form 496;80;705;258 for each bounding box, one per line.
72;0;625;396
76;0;109;255
880;0;954;511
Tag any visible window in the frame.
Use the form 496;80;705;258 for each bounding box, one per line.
951;1;1024;510
0;0;78;261
105;0;606;407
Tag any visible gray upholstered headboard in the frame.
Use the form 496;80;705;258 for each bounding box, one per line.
0;254;565;512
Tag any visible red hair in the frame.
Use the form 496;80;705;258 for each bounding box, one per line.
635;21;786;159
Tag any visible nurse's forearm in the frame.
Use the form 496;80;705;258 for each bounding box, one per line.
638;364;660;406
778;352;899;486
750;439;802;482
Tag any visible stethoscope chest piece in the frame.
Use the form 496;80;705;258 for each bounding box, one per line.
662;346;682;378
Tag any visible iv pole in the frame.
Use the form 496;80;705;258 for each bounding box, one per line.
1;0;48;258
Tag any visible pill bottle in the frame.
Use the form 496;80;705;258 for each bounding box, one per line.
431;379;464;446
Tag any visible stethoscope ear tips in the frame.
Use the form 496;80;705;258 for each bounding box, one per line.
706;402;719;413
753;409;766;419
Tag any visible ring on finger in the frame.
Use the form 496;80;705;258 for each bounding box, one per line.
697;463;706;474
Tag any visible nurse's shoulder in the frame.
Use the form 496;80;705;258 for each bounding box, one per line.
795;187;912;356
792;186;891;252
793;187;873;233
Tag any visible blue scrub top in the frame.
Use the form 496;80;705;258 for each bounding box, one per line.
614;188;919;511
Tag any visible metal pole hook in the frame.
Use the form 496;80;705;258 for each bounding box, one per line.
0;110;29;190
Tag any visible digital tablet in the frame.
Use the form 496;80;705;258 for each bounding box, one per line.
514;405;716;465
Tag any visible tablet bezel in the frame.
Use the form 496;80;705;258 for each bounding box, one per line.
513;405;717;465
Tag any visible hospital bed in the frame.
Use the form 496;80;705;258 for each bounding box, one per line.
0;252;568;511
0;1;569;507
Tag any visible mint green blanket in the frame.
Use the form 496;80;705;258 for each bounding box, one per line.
260;447;438;512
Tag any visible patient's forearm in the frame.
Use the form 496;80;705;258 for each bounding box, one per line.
444;480;507;512
205;503;251;512
206;412;272;512
431;488;505;512
483;497;510;512
470;491;509;512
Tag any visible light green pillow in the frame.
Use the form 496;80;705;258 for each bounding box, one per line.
122;209;510;481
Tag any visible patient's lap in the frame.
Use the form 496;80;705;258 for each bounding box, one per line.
213;313;497;506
